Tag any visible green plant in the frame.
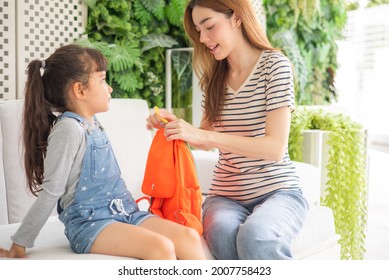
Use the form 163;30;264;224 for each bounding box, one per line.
345;1;359;11
171;49;193;123
263;0;347;105
79;0;189;108
367;0;389;7
289;108;368;259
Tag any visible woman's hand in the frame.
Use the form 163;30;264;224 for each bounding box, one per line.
146;108;177;130
0;243;27;258
164;119;205;147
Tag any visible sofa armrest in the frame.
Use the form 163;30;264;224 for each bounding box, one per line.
292;161;321;206
192;150;218;195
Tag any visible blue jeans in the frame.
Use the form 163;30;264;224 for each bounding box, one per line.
202;189;309;260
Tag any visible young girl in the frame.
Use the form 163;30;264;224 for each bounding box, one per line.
0;44;206;260
147;0;309;260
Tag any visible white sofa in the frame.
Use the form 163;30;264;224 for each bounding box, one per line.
0;99;340;259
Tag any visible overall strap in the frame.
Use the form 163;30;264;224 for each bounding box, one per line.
59;112;104;134
59;111;84;122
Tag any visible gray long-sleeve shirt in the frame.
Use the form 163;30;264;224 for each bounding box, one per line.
11;117;90;248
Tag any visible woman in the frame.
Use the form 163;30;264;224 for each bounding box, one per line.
147;0;309;260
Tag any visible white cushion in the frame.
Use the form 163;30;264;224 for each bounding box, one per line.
0;100;36;224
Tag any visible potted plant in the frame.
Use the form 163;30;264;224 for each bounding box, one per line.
289;107;368;260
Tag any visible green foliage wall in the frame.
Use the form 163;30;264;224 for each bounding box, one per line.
263;0;347;105
80;0;189;108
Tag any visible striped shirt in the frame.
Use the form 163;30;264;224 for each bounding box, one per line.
205;50;300;202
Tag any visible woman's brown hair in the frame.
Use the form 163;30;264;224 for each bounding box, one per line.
23;44;107;196
184;0;276;124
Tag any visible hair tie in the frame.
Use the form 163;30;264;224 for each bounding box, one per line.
40;60;47;77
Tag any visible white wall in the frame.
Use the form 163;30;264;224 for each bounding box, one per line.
339;4;389;144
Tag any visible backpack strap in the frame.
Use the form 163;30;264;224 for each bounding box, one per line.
135;196;151;204
148;197;164;218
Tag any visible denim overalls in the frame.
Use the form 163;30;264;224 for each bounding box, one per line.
58;112;153;254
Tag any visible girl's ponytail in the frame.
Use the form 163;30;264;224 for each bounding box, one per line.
23;59;53;195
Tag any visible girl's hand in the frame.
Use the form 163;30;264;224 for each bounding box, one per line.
146;108;177;130
0;243;27;258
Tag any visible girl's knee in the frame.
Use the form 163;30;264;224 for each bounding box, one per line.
188;226;201;239
149;235;176;260
180;226;202;244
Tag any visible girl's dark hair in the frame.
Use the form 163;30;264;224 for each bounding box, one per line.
23;44;107;196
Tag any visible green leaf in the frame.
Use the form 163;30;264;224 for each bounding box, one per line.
108;44;141;72
133;0;154;25
83;0;97;8
165;0;185;26
140;0;165;21
115;71;143;93
172;51;191;80
140;34;178;52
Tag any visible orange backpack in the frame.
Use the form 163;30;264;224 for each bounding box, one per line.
140;128;203;235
